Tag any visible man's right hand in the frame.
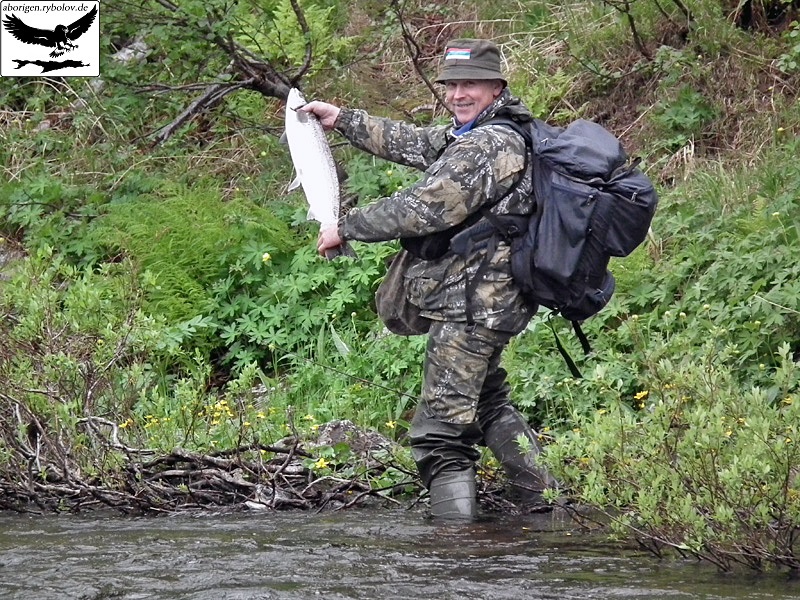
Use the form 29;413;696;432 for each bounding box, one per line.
299;101;341;132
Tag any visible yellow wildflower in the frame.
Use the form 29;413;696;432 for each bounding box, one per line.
314;457;330;470
262;252;271;263
385;420;397;429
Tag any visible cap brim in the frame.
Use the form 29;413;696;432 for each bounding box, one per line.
435;66;507;85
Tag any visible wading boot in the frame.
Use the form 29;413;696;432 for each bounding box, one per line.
483;406;558;510
408;403;481;521
428;468;478;521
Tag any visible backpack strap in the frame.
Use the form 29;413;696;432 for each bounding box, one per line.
572;320;592;355
461;122;531;331
546;315;583;379
545;316;592;379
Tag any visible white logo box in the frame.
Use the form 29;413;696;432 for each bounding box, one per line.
1;1;100;77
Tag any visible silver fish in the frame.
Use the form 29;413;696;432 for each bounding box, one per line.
284;87;356;260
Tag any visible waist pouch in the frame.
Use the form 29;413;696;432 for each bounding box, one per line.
375;249;432;336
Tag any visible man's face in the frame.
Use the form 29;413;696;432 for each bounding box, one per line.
444;79;504;124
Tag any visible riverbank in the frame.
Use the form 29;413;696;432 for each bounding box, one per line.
0;417;570;518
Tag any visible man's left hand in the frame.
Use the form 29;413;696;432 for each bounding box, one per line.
317;225;343;257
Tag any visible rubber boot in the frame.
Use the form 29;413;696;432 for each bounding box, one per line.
408;403;482;521
409;405;481;488
482;405;558;509
429;468;478;521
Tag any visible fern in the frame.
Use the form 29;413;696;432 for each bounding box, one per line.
87;183;295;323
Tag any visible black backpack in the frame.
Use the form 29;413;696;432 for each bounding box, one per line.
451;117;659;376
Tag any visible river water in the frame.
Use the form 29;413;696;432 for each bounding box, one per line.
0;507;797;600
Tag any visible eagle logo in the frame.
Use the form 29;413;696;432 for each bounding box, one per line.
2;6;97;58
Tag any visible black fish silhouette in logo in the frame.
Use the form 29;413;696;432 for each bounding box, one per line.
12;59;89;73
3;6;97;58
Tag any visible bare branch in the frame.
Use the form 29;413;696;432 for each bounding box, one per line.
390;0;447;111
144;0;294;145
288;0;313;85
602;0;653;60
149;80;251;146
77;416;156;455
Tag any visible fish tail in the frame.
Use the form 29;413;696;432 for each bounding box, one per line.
324;242;358;260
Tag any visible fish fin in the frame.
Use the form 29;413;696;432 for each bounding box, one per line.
324;242;358;260
279;131;288;145
287;176;302;192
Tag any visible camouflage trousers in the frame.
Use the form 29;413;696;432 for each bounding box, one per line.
409;320;518;487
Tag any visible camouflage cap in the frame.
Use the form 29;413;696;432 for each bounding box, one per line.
434;39;507;85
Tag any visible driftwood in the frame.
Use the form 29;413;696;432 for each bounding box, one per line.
0;436;414;515
0;404;424;514
0;412;568;517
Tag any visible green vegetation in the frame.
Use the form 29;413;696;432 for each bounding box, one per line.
1;0;798;571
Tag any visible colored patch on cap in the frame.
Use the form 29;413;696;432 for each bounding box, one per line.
445;48;472;60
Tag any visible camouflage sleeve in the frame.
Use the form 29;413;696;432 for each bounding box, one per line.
335;108;451;170
339;125;527;243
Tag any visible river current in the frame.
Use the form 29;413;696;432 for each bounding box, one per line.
0;507;797;599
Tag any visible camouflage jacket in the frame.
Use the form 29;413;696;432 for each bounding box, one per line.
335;89;536;333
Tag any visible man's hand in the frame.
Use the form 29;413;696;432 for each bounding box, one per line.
299;101;341;132
317;225;343;257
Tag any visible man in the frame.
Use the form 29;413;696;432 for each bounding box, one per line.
303;39;557;520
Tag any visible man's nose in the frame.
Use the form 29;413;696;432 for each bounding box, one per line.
451;84;467;98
